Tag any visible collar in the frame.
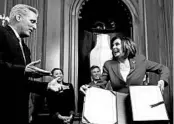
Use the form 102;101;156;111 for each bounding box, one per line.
8;25;20;39
93;80;98;84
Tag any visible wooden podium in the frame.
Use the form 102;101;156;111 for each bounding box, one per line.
81;86;169;124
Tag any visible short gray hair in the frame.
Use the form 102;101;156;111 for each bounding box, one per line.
9;4;38;22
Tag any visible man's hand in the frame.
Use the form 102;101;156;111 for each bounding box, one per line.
25;59;41;73
25;60;51;77
157;80;165;94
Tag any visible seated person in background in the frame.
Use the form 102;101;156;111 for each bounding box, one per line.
102;34;169;94
80;65;107;95
47;68;75;124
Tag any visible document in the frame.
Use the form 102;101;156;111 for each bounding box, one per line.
129;86;169;121
82;87;117;124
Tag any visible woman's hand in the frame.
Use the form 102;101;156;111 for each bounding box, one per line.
157;80;165;94
58;114;71;123
63;114;73;124
80;84;89;95
47;78;62;92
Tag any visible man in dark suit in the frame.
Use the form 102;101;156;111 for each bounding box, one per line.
0;4;52;124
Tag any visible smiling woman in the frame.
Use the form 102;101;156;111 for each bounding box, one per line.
47;68;75;124
78;0;133;113
101;34;169;94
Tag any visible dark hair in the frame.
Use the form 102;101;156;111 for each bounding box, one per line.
90;65;100;72
51;68;64;75
111;34;137;59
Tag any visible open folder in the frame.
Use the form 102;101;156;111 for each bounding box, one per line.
129;86;169;121
82;87;129;124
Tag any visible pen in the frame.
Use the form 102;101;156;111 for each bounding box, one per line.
150;101;164;108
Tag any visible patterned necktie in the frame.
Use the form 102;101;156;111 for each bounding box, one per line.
18;37;26;64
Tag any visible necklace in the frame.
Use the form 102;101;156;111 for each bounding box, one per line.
119;59;130;82
119;59;130;71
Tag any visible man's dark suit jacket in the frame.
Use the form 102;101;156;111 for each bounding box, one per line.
87;80;108;90
102;54;169;93
0;25;48;124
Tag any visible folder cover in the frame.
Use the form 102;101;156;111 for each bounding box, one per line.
129;86;169;121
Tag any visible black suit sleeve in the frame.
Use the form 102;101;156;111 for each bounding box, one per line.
27;79;48;95
0;26;26;78
69;83;75;115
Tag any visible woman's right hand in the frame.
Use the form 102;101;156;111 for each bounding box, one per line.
80;84;89;95
58;114;70;122
47;77;62;92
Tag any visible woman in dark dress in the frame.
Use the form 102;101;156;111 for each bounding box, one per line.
47;68;75;124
